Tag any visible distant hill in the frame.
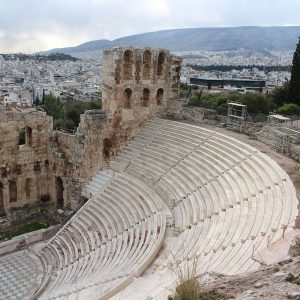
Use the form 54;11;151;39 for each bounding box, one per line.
39;26;300;54
1;53;78;61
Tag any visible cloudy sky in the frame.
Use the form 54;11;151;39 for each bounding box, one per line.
0;0;299;53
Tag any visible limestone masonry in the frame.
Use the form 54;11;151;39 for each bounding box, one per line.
0;47;182;217
0;47;298;300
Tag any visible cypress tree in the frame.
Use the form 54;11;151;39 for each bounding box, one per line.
289;38;300;104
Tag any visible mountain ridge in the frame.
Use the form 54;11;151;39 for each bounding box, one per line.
38;26;300;54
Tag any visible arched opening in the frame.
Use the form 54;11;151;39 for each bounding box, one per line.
103;138;112;159
18;126;33;146
25;178;32;199
55;177;64;209
157;51;166;76
123;50;133;80
18;128;26;145
142;88;150;107
14;165;21;175
26;127;33;146
142;50;151;80
9;181;17;203
0;182;4;210
156;88;164;105
34;161;41;172
1;167;7;178
123;88;132;108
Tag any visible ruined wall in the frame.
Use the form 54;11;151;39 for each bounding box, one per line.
0;109;52;215
0;47;182;216
53;47;182;208
102;47;182;155
49;110;109;209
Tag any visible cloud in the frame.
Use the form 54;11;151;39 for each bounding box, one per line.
0;0;299;53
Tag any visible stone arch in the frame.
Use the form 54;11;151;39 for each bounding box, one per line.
103;138;112;159
0;182;4;209
18;128;26;145
18;126;33;146
9;181;17;203
123;88;132;108
142;50;151;80
26;126;33;146
55;177;64;209
142;88;150;107
34;161;41;172
25;178;32;199
156;88;164;105
157;51;166;76
123;49;134;80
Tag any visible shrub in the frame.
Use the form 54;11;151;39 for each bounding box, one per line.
276;103;300;116
271;82;290;106
239;93;274;114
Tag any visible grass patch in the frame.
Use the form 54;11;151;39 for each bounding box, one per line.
0;221;49;240
169;258;226;300
172;280;226;300
174;278;200;300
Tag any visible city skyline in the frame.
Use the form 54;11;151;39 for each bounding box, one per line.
0;0;300;53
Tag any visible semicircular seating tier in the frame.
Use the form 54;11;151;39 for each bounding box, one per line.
12;118;297;300
35;173;167;300
108;118;298;299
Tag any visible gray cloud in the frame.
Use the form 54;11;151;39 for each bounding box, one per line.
0;0;299;53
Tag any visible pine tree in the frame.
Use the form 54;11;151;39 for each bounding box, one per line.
289;38;300;104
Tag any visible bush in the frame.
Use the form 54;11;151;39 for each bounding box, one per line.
187;90;274;115
239;93;274;114
44;94;65;120
216;103;228;115
276;103;300;116
271;82;290;106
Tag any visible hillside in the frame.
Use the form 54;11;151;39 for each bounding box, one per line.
0;53;78;61
40;26;300;54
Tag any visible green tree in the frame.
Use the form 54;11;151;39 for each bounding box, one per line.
42;89;46;105
271;82;289;106
42;96;101;131
289;38;300;104
88;100;102;110
33;95;40;107
239;92;274;114
66;106;82;126
43;94;66;120
53;118;66;130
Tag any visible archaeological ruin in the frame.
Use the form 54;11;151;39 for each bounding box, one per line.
0;46;299;300
0;47;181;217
